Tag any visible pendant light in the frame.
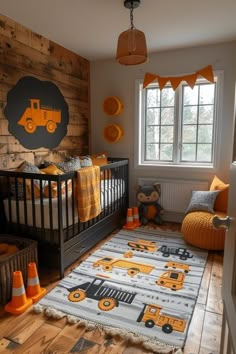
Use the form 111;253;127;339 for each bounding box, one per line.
116;0;147;65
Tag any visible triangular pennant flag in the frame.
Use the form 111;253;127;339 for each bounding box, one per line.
184;73;198;89
143;73;158;89
157;76;169;90
143;64;214;91
197;65;214;83
170;77;183;91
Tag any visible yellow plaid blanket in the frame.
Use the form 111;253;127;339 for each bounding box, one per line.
76;166;102;222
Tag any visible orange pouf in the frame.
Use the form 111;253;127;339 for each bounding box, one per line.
181;211;226;250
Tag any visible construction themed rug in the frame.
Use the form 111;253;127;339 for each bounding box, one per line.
34;228;208;354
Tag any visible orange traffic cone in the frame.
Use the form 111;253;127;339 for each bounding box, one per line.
123;208;136;230
5;271;32;315
26;262;46;303
133;206;141;227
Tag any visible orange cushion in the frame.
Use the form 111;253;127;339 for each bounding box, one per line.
91;153;111;179
90;153;108;166
209;175;229;212
40;164;64;175
43;180;72;198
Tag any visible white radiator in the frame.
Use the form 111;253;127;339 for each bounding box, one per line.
138;177;209;222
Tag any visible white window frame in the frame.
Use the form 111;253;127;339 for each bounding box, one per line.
134;70;224;173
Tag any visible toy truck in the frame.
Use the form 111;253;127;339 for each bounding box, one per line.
93;257;154;276
18;98;61;134
158;245;193;260
156;270;185;291
127;239;157;252
137;303;186;333
67;276;136;311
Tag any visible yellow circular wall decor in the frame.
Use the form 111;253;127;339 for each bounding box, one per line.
102;96;123;116
103;124;124;143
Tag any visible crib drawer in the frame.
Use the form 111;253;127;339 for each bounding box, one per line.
63;212;123;269
64;237;96;268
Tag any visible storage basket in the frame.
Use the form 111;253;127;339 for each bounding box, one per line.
0;234;38;305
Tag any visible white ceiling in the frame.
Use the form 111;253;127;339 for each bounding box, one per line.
1;0;236;62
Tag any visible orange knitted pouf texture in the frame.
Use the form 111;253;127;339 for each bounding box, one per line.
181;211;226;250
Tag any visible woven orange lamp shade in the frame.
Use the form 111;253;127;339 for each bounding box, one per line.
116;0;148;66
116;28;147;65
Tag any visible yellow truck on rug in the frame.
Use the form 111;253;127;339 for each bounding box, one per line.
127;239;158;252
93;257;154;276
67;276;136;311
137;303;187;333
156;270;185;291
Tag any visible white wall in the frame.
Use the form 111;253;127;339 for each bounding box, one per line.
91;41;236;206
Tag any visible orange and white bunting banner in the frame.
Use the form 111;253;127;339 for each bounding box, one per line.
143;65;214;90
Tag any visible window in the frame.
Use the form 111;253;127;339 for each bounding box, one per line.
137;72;223;169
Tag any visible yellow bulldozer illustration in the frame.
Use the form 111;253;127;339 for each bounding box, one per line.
18;99;61;134
127;239;157;252
137;303;186;333
93;256;154;276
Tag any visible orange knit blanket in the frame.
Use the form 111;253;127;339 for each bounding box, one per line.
76;166;101;222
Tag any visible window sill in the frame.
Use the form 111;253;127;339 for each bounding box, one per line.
136;163;216;174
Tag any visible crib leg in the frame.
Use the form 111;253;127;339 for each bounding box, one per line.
59;257;64;279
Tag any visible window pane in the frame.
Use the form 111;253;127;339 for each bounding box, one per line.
161;126;174;143
182;125;197;143
147;88;160;107
197;144;212;161
198;125;213;143
183;106;198;124
146;126;159;143
181;144;196;160
140;75;217;166
160;144;173;160
200;84;215;104
161;87;175;106
199;105;214;123
183;86;198;105
146;144;159;160
161;107;174;124
147;108;160;125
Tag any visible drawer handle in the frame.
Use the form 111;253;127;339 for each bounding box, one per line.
74;246;86;254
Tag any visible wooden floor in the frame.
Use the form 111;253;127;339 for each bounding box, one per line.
0;223;223;354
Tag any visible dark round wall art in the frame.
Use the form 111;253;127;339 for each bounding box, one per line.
4;76;69;149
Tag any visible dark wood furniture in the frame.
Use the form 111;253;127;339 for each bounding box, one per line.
0;158;129;278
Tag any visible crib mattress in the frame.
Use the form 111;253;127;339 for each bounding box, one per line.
4;179;125;230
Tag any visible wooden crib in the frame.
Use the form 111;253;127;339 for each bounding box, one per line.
0;158;129;278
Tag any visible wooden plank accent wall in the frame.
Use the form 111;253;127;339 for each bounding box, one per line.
0;13;90;170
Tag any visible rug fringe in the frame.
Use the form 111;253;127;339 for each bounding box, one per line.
33;304;183;354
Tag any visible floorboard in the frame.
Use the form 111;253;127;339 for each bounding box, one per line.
183;303;205;354
200;311;223;353
45;324;86;353
0;223;223;354
206;253;223;315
